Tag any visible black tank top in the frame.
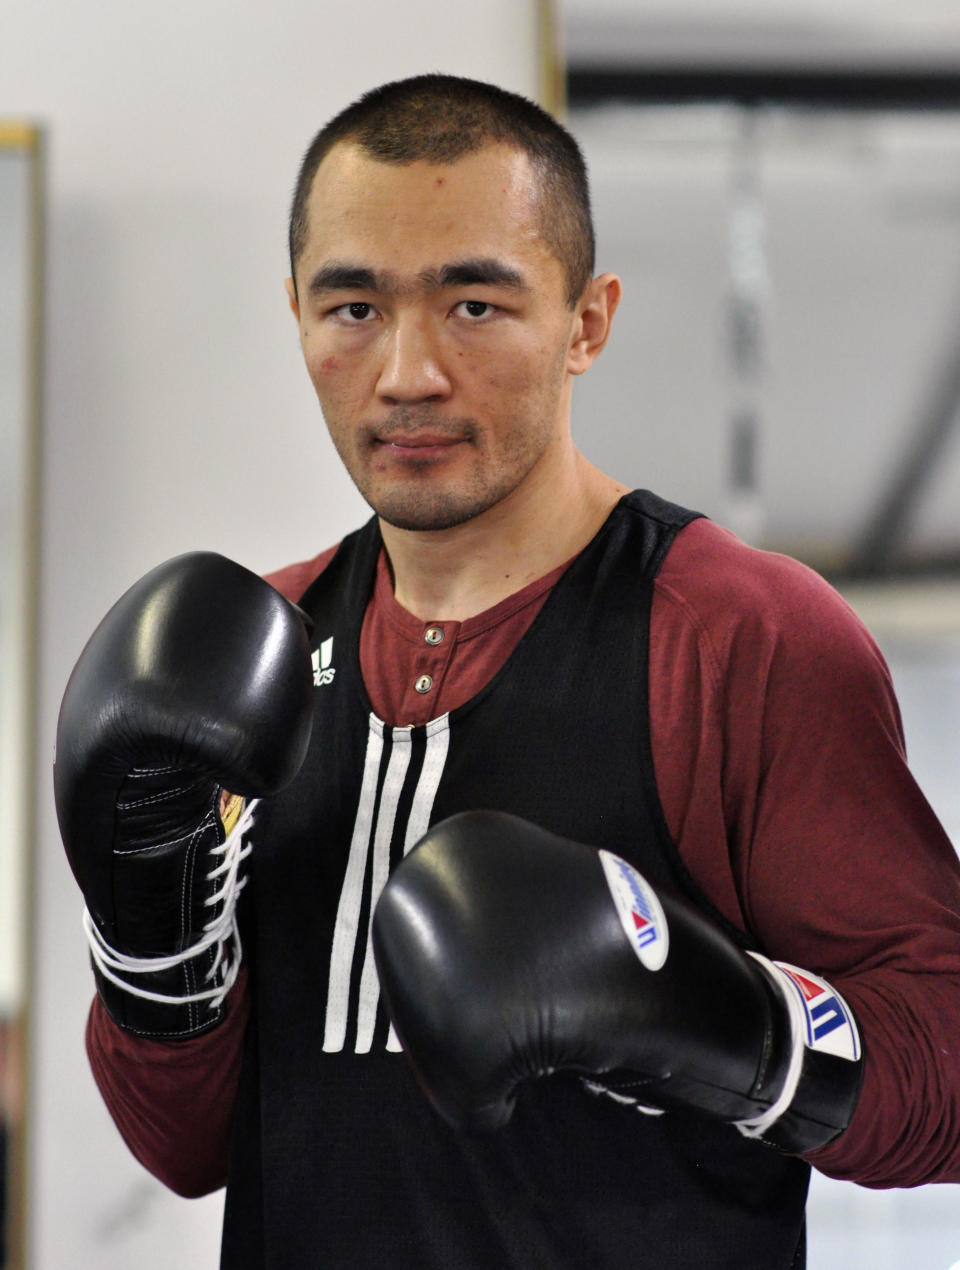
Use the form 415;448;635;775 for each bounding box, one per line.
221;490;809;1269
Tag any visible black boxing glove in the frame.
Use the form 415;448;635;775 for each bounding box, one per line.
55;552;313;1039
372;811;864;1153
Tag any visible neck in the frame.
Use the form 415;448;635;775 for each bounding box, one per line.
380;453;629;621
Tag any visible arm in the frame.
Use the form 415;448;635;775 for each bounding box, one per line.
372;519;960;1181
652;519;960;1185
86;972;250;1196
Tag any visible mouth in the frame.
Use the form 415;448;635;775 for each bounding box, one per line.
369;426;473;463
380;434;460;453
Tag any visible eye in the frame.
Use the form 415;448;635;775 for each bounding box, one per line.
332;301;377;323
454;299;496;321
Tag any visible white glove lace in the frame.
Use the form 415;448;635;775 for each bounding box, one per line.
734;951;807;1140
82;797;258;1013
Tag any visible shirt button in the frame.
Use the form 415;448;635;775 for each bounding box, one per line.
414;674;434;694
424;626;444;646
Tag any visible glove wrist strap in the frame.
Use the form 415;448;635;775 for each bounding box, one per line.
734;952;808;1140
737;953;864;1152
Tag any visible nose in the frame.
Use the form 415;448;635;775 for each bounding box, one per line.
376;313;452;405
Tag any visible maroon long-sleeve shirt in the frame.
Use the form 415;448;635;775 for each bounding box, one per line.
86;516;960;1195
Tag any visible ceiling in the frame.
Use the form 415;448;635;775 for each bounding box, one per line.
561;0;960;69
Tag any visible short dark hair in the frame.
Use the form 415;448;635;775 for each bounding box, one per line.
288;74;595;306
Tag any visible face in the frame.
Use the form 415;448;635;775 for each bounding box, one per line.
287;141;611;532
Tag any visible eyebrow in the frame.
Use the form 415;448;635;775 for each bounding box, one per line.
306;262;384;295
432;259;527;291
305;257;528;298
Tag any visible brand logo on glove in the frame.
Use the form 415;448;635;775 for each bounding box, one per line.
772;962;861;1061
599;851;669;971
312;637;336;688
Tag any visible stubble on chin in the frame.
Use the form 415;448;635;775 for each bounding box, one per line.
371;485;498;532
333;402;558;533
339;414;496;532
358;441;501;530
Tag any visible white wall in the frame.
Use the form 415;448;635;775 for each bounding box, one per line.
1;3;544;1266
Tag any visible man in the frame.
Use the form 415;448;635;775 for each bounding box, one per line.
57;75;960;1268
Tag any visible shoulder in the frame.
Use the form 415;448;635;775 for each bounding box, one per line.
653;517;899;727
659;516;851;623
264;544;341;603
658;517;883;663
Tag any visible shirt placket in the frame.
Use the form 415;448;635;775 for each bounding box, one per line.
401;622;460;723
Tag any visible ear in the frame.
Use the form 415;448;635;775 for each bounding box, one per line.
566;273;622;375
285;277;301;323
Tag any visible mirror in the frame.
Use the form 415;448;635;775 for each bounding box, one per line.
567;99;960;573
0;121;42;1270
564;88;960;1260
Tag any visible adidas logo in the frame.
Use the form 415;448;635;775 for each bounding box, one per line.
312;637;336;688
